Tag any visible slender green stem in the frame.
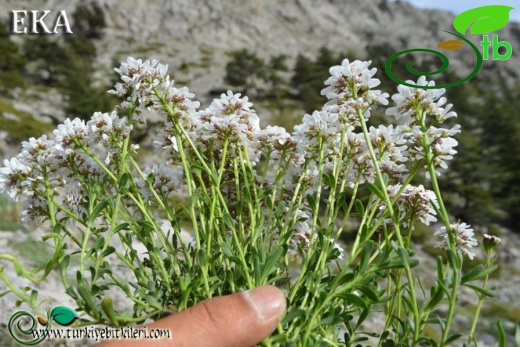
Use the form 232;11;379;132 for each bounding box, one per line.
415;107;460;344
355;102;421;345
467;255;493;344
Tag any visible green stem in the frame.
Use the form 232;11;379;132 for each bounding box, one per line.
467;255;493;344
355;103;421;345
415;108;460;344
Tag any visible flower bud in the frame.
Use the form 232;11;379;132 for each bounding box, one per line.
483;234;501;254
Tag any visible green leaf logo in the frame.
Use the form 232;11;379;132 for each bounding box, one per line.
453;5;514;35
50;306;78;326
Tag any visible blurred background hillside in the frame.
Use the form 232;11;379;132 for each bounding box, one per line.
1;0;520;345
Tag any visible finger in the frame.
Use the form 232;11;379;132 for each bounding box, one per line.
96;285;286;347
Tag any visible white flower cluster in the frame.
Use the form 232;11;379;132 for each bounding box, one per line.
386;76;457;125
109;57;170;124
136;163;184;203
434;223;478;260
385;76;460;175
0;110;133;223
321;59;389;107
0;57;471;262
383;76;477;256
194;91;261;161
384;184;438;227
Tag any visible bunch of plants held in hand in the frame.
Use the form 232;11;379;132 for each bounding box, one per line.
0;57;502;346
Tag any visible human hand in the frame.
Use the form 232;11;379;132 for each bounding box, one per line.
95;285;286;347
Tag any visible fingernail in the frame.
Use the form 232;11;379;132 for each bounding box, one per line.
242;285;287;322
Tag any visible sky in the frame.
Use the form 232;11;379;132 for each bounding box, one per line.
402;1;520;22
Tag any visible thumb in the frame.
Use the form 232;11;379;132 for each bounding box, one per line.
96;285;286;347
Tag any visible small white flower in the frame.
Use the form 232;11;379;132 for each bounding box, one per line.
435;222;478;260
383;184;438;226
407;124;460;173
483;234;501;253
254;126;296;163
53;118;89;150
386;76;456;125
0;157;31;199
321;59;388;106
138;163;184;201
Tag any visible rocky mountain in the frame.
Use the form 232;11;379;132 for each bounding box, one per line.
2;0;520;101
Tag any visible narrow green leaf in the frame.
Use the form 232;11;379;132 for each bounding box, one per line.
464;284;497;298
253;251;261;285
380;330;390;341
377;261;406;270
436;256;444;280
401;295;413;312
0;290;10;298
306;194;317;209
323;173;336;189
368;183;386;201
358;241;374;273
11;260;25;276
338;293;368;309
357;286;379;303
258;188;272;201
113;223;130;234
53;223;63;234
265;196;273;210
196;249;206;265
461;264;485;283
30;290;38;307
281;309;306;325
447;249;459;270
444;333;462;344
101;246;116;258
258;243;266;263
261;247;284;281
497;320;506;347
241;185;251;203
461;264;498;284
236;200;243;216
425;284;445;310
275;201;286;216
77;285;99;318
118;172;131;193
60;255;70;280
397;247;410;269
268;334;288;343
222;213;235;230
356;308;370;328
253;224;264;243
189;187;202;206
220;242;241;264
101;297;119;327
355;199;365;216
378;295;393;303
221;241;234;259
88;199;109;225
453;5;513;35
